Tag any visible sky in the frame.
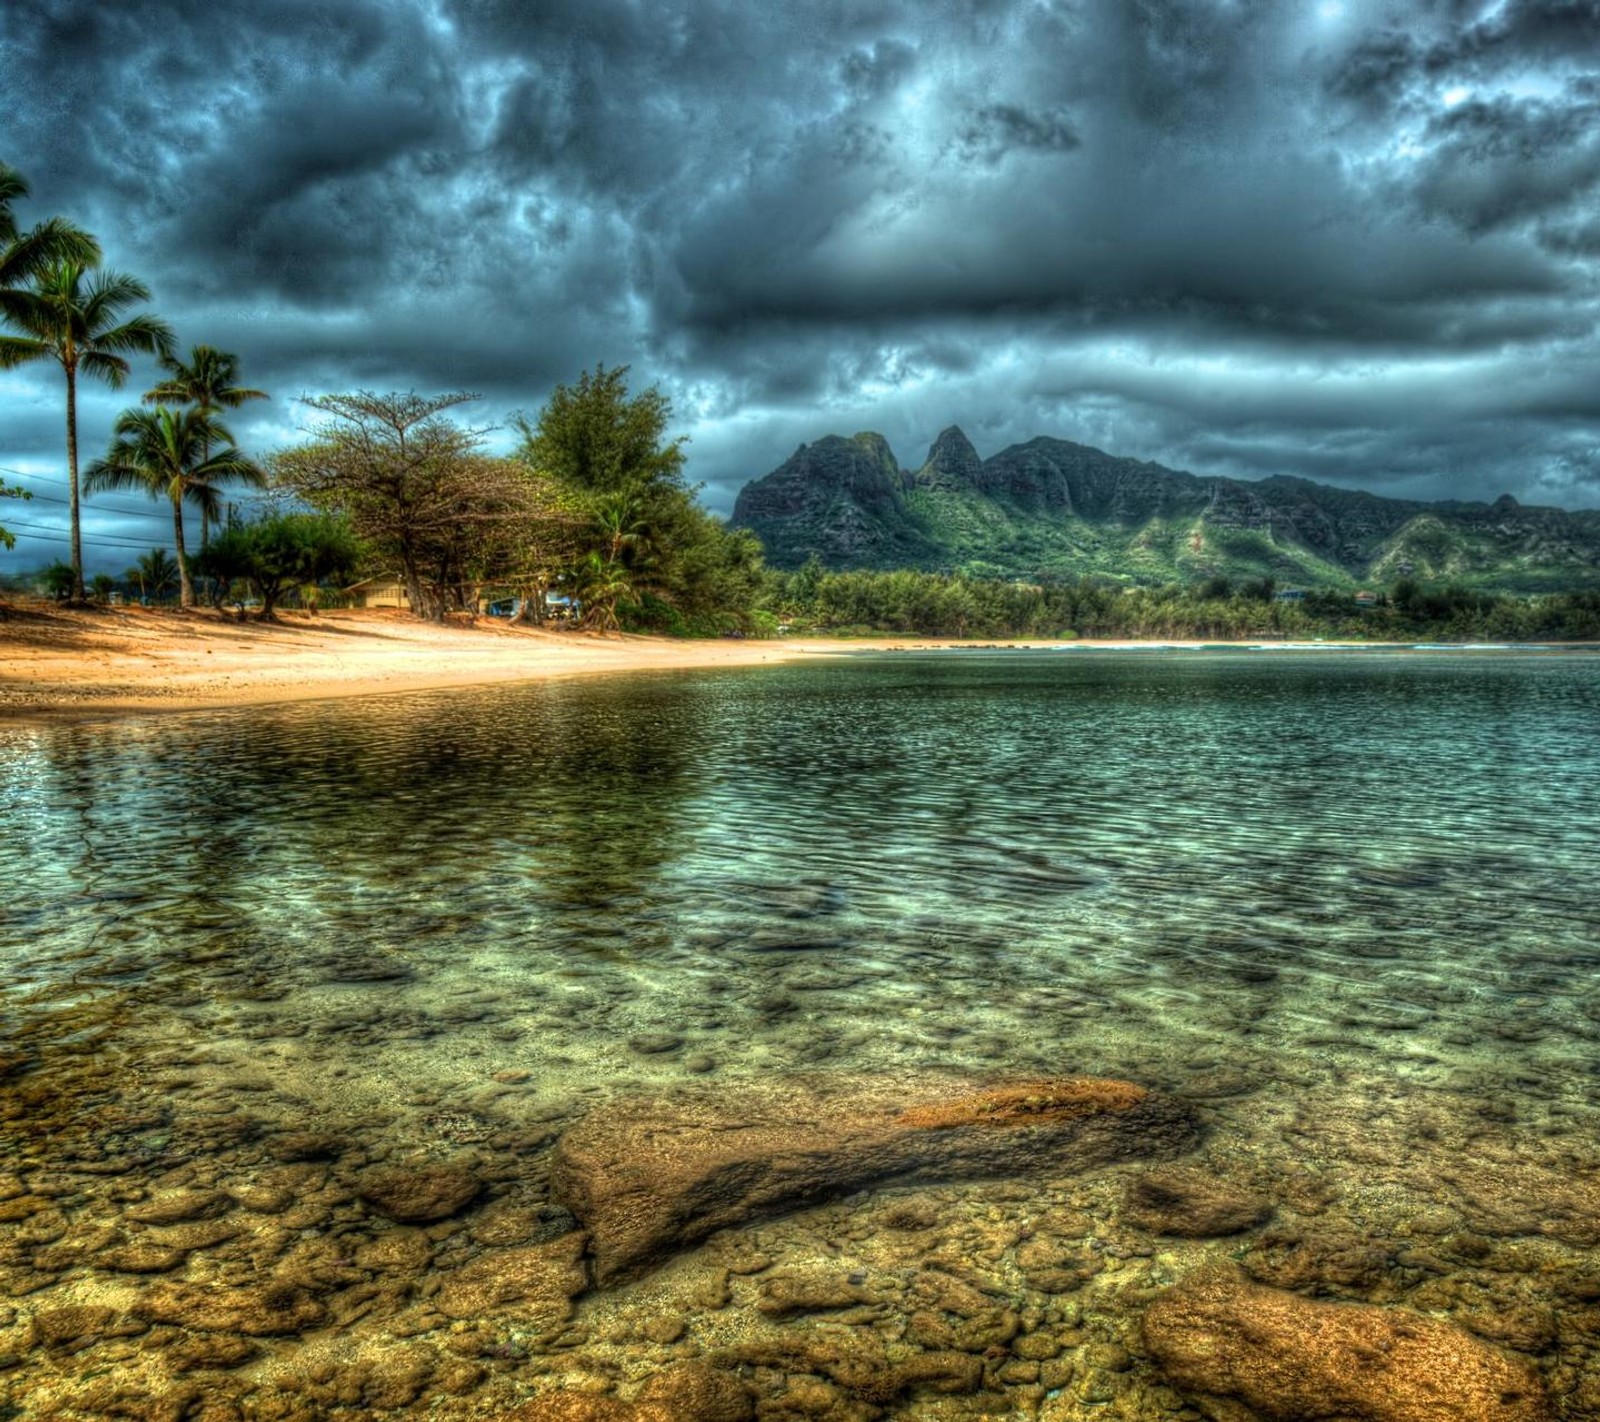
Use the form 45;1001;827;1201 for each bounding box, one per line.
3;0;1599;571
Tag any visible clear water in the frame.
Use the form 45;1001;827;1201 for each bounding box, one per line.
4;651;1600;1419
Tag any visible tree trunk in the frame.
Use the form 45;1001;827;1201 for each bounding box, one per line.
65;364;84;602
172;498;193;608
399;546;429;621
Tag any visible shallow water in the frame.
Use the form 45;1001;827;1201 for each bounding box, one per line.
4;651;1600;1420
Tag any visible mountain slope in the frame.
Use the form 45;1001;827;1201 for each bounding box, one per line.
730;428;1600;591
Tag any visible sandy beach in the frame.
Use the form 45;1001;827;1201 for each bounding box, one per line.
0;604;1067;719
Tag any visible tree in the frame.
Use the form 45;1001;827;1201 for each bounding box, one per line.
84;407;262;607
128;548;179;602
516;365;702;631
275;392;568;622
39;561;76;600
195;513;361;621
90;572;115;603
0;262;173;600
143;344;268;549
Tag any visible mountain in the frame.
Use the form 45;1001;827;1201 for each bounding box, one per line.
730;427;1600;592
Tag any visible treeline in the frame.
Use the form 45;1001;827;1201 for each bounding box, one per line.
765;564;1600;641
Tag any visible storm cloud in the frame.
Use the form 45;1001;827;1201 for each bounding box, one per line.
2;0;1598;569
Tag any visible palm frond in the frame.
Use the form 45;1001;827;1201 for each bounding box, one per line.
0;164;25;245
0;334;50;370
84;459;162;498
80;270;152;326
143;344;268;408
95;312;175;360
0;288;57;344
78;349;132;388
183;481;225;523
192;450;266;487
0;219;101;286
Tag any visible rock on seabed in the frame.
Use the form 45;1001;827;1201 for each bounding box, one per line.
551;1074;1200;1283
1143;1269;1551;1422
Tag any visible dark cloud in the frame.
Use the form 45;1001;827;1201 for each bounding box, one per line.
2;0;1599;574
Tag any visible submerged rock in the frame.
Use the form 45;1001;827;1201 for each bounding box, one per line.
357;1162;482;1223
552;1074;1199;1283
503;1363;753;1421
1122;1166;1273;1237
1143;1269;1550;1422
434;1232;589;1323
134;1279;327;1336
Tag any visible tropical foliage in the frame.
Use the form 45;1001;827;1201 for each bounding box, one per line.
0;162;99;303
194;512;361;620
515;365;765;633
764;564;1600;642
84;407;263;607
272;391;568;622
128;549;179;601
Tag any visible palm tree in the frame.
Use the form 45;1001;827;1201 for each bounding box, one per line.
144;344;268;548
85;407;262;608
0;163;100;300
0;262;173;600
128;548;179;603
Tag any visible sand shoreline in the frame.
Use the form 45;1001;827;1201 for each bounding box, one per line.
0;603;1584;721
0;605;1061;721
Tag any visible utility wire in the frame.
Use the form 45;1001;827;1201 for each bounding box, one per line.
1;487;177;520
1;519;176;551
1;466;276;503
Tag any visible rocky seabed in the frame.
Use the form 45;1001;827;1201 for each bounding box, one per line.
3;1025;1597;1422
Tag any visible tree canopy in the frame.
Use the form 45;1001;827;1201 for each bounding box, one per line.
195;512;361;620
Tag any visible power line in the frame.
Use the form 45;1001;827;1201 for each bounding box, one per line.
1;519;174;551
1;487;177;520
1;466;276;503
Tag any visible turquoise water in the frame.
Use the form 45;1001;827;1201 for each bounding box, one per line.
3;651;1599;1419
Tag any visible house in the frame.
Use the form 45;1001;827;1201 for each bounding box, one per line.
345;576;410;609
1353;590;1378;608
1273;587;1307;602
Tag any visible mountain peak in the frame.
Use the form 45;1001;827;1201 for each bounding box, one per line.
918;425;983;486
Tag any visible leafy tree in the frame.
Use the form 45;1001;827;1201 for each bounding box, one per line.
84;407;262;607
143;344;268;549
275;392;568;622
517;365;686;497
517;365;743;632
90;572;116;603
195;512;361;620
0;262;173;599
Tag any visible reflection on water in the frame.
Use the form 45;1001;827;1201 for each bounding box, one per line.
3;652;1600;1420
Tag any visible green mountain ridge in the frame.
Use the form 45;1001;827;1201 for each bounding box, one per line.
729;427;1600;592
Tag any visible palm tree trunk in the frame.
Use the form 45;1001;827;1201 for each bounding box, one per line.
65;364;83;602
172;498;193;608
